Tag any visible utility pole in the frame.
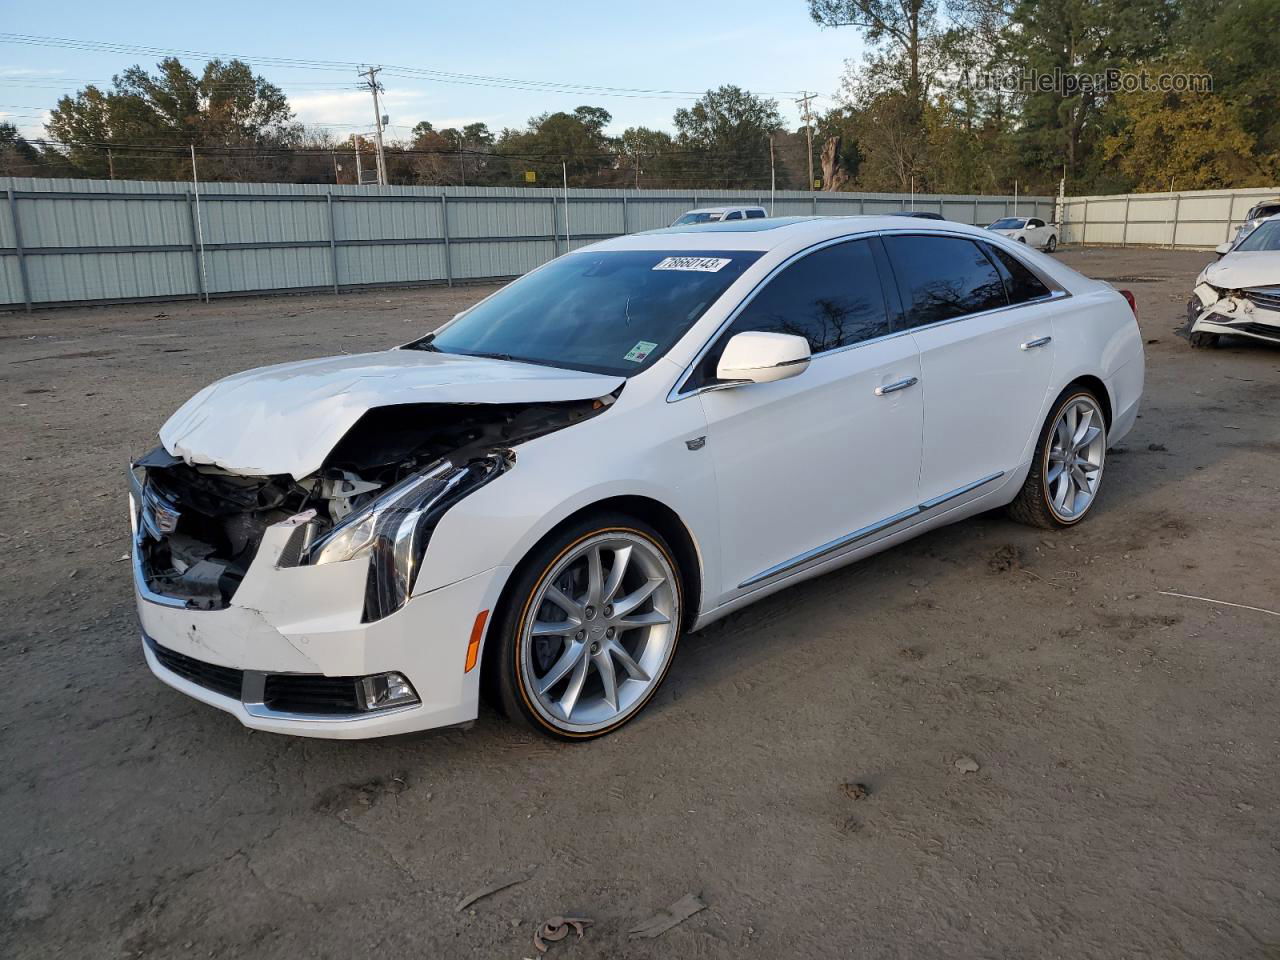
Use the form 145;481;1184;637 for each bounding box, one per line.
352;134;364;185
358;65;389;186
189;144;209;304
795;91;817;190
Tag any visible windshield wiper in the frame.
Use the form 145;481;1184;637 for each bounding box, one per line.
404;333;439;351
464;351;519;363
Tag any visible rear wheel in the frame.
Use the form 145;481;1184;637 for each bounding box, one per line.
1008;389;1108;529
1189;330;1220;349
492;513;683;740
1045;235;1058;253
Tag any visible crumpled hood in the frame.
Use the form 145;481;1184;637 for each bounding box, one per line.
160;349;623;479
1198;250;1280;289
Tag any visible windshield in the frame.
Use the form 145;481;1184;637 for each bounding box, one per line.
419;250;763;376
989;218;1026;229
673;212;719;225
1235;220;1280;252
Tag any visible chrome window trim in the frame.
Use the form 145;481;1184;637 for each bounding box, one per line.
736;471;1005;590
667;228;1070;403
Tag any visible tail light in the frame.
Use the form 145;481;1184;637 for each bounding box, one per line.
1119;289;1138;318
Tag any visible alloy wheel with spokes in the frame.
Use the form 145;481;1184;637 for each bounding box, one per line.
504;522;682;738
1009;388;1109;529
1045;396;1106;522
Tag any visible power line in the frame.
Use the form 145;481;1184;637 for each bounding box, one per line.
0;32;808;101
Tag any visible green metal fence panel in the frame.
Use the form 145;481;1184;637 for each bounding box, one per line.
0;176;1056;309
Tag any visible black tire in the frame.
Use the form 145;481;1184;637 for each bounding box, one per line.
1046;235;1057;253
490;511;684;741
1189;330;1220;349
1018;236;1028;244
1008;387;1108;530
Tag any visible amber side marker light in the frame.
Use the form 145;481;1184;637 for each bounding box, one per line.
464;610;489;673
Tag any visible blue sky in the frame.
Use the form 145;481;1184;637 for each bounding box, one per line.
0;2;865;142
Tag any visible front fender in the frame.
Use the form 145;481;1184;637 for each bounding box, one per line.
413;389;718;611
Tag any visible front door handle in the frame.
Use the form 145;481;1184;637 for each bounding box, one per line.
874;376;919;396
1020;336;1052;350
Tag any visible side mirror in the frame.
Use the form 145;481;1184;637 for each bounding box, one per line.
1214;242;1233;257
716;331;811;384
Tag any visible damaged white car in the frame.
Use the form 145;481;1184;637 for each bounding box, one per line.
1188;215;1280;348
132;217;1143;741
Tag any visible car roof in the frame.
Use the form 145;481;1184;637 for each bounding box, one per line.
681;205;766;214
589;215;1007;253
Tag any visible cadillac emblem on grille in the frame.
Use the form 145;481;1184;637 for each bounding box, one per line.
142;486;181;539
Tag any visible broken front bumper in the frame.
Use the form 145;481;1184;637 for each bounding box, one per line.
1189;285;1280;343
130;483;510;739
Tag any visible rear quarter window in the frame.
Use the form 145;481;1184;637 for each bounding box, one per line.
983;243;1053;305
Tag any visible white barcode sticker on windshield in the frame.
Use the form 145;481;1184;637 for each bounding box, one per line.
624;340;658;363
652;256;732;273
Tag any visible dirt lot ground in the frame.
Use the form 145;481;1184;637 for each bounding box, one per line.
2;247;1278;959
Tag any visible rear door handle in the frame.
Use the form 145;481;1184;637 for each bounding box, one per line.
875;376;919;396
1020;336;1052;350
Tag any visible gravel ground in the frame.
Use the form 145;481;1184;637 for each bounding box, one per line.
2;248;1278;959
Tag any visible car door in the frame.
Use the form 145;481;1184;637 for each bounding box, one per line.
1026;218;1047;246
686;237;924;603
881;234;1058;506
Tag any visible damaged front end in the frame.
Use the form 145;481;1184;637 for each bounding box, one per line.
131;395;614;621
1189;283;1280;343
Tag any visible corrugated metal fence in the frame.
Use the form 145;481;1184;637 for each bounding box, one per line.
1057;186;1280;249
0;177;1054;311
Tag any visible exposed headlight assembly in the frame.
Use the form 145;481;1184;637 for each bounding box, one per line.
304;455;506;622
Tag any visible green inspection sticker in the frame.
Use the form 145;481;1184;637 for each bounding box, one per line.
624;340;658;363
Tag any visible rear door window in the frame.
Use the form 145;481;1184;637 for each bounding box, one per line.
881;235;1008;328
745;209;766;219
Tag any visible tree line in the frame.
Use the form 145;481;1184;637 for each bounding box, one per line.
1;0;1275;195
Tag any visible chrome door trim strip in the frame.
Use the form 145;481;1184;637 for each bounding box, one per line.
736;470;1005;590
919;470;1005;510
738;506;921;590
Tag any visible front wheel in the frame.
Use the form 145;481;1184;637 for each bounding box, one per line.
492;513;683;740
1008;389;1108;529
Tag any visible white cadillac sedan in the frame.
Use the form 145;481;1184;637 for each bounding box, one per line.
131;217;1144;741
987;216;1059;252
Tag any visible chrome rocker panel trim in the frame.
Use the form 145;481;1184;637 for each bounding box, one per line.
738;471;1005;589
